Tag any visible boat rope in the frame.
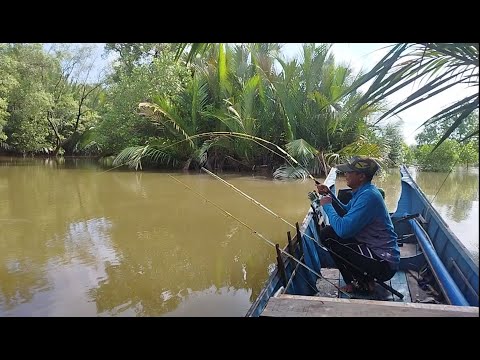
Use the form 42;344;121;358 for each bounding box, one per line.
167;173;352;298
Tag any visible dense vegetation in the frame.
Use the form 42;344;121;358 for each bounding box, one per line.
1;43;478;174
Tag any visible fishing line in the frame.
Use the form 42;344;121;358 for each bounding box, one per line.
200;166;326;249
202;166;401;297
430;144;469;205
99;130;352;294
97;131;318;180
168;173;351;298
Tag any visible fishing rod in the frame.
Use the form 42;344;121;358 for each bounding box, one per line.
100;129;353;254
103;130;397;297
312;180;348;216
167;173;352;298
97;131;302;175
170;172;403;299
99;131;322;182
200;166;403;299
200;166;326;249
100;130;348;213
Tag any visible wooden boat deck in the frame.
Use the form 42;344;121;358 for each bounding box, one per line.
314;242;431;303
248;166;479;317
261;243;480;316
315;268;412;302
261;294;479;317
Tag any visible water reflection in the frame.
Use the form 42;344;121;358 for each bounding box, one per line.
413;167;479;221
0;158;477;316
163;286;252;317
409;167;479;261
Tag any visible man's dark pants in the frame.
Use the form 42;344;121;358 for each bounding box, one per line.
319;226;396;287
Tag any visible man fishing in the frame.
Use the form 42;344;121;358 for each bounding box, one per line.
316;156;400;294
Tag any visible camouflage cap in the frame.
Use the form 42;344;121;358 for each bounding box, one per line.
336;156;379;177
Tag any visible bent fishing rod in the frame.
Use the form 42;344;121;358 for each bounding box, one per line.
168;173;352;298
100;130;349;259
200;166;403;298
103;131;392;296
98;131;347;212
201;166;325;249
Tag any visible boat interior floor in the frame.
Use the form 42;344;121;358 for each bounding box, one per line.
316;266;441;304
315;240;441;303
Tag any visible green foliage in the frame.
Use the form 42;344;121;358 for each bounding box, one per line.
0;98;8;141
95;50;191;154
0;43;103;154
0;45;19;140
105;43;177;75
8;90;53;152
113;140;186;170
401;143;415;165
134;43;391;174
3;42;440;176
73;128;101;155
0;44;55;152
344;43;479;151
416;110;479;145
458;142;479;167
414;140;460;171
413;110;478;168
376;121;405;166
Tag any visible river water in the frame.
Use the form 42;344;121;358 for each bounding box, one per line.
0;157;477;316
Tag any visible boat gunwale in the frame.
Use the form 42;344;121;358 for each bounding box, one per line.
246;166;479;316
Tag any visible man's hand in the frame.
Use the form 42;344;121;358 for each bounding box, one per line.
316;184;330;196
320;195;332;206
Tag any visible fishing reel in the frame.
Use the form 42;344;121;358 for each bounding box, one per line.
308;191;322;213
308;190;320;203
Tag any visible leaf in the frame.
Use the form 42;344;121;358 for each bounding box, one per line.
285;138;319;166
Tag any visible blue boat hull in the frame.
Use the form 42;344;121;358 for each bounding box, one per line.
246;165;479;317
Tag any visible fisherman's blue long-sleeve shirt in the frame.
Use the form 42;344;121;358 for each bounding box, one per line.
322;181;400;268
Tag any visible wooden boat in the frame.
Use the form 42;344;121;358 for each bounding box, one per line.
246;165;479;317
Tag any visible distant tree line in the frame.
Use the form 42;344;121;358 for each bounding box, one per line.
1;43;478;174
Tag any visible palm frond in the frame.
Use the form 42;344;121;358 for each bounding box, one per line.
174;43;213;63
74;128;98;152
374;67;473;125
194;137;232;166
113;144;181;170
285;138;319;166
273;164;310;180
242;74;260;120
333;135;387;163
459;129;479;143
432;101;478;152
204;106;246;133
113;145;151;170
416;93;478;130
138;101;194;149
218;43;231;95
343;43;479;149
189;74;209;130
